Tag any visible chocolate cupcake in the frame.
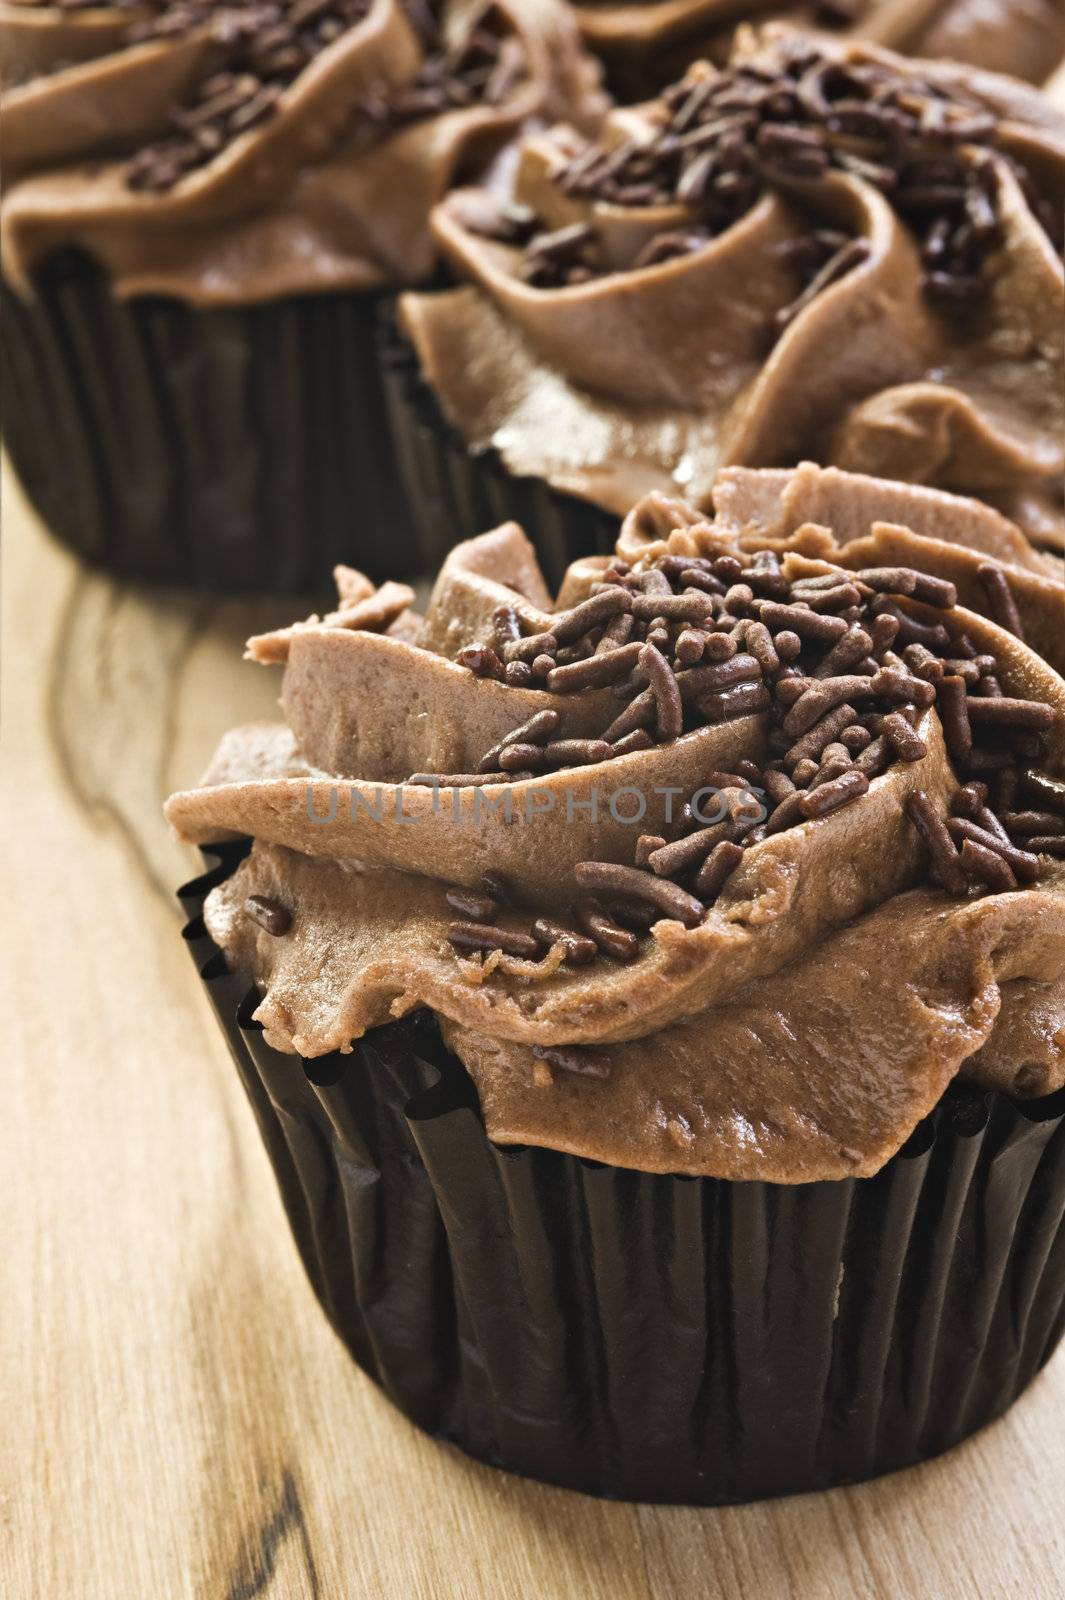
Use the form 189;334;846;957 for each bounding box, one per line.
0;0;604;591
168;463;1065;1504
392;30;1065;586
572;1;1065;101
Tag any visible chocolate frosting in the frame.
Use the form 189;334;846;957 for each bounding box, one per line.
0;0;606;302
573;0;1065;92
400;33;1065;556
165;463;1065;1183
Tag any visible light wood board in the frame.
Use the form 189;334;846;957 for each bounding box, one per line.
3;470;1064;1600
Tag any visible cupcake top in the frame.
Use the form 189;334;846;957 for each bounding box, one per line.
400;29;1065;557
573;0;1065;97
167;463;1065;1183
0;0;605;302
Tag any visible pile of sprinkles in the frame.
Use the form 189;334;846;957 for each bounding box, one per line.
237;541;1063;1085
461;37;1062;306
398;545;1061;991
22;2;527;192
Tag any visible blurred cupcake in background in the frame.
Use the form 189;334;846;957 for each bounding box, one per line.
0;0;605;591
392;29;1065;584
570;0;1065;101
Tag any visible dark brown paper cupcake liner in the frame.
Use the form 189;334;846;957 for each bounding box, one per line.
180;845;1065;1505
379;308;620;590
1;252;419;593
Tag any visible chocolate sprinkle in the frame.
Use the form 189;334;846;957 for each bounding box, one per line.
532;920;598;966
575;863;705;927
882;712;929;763
693;839;745;899
244;894;293;936
640;642;684;742
906;791;967;895
945;818;1041;882
448;921;541;960
935;675;973;763
1001;810;1065;837
576;902;639;962
798;769;869;818
958;839;1017;893
977;564;1026;641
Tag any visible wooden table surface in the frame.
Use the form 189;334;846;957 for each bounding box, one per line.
4;469;1064;1600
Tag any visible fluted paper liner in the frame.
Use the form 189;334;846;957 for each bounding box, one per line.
180;846;1065;1504
0;254;415;593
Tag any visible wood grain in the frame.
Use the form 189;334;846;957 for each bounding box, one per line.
3;468;1064;1600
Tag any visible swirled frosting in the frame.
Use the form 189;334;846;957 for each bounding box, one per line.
400;30;1065;558
0;0;605;303
166;463;1065;1182
573;0;1065;97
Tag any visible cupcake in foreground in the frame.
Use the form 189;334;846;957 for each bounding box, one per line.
170;463;1065;1503
572;0;1065;100
0;0;604;591
394;29;1065;583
